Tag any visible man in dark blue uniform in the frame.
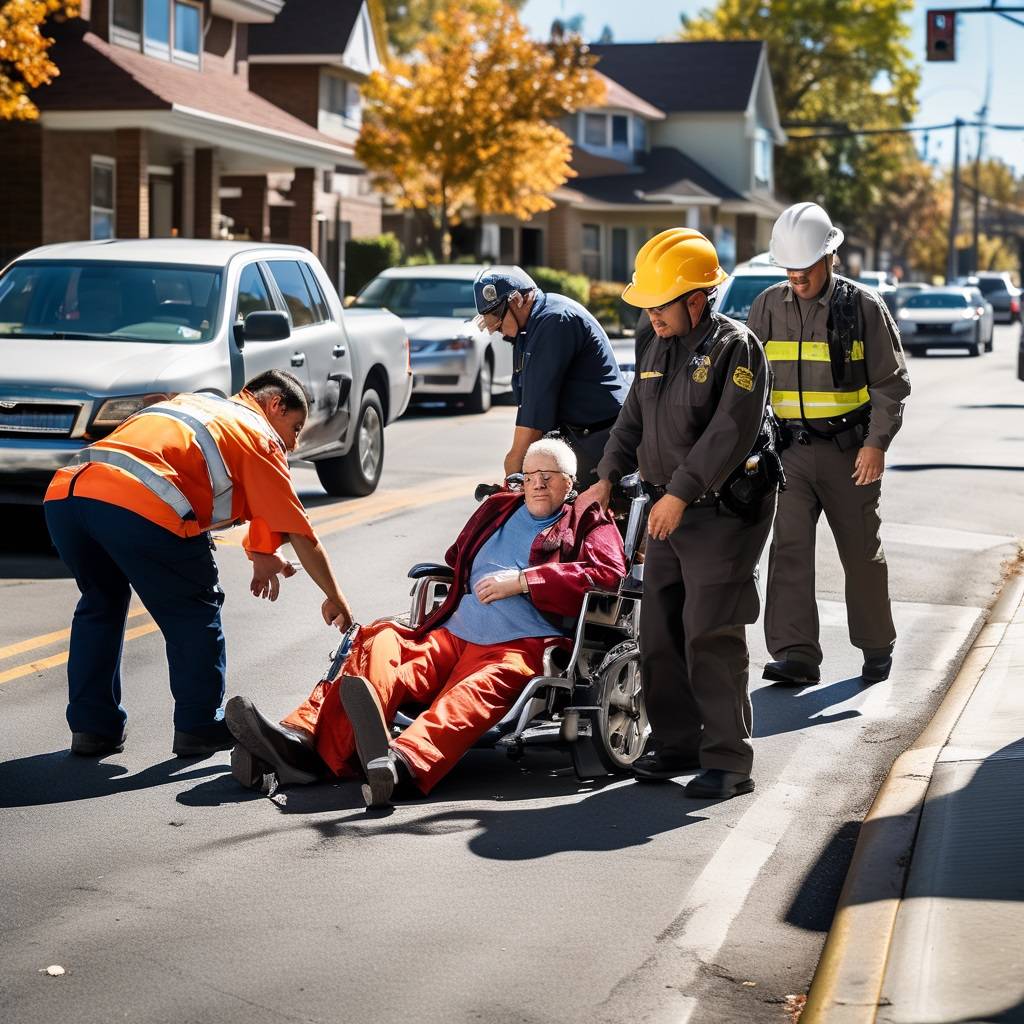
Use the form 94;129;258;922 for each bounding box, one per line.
473;267;628;487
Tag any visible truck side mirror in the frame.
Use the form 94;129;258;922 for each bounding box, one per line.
242;310;290;343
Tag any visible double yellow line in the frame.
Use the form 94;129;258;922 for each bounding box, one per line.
0;474;479;687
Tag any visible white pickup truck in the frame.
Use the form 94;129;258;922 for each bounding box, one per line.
0;239;412;501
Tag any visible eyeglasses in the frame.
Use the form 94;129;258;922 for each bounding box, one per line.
644;294;686;315
473;298;509;332
522;470;567;485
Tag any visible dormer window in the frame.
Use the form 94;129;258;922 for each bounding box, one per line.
112;0;202;69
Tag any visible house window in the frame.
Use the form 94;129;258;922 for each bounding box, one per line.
754;129;773;189
611;227;629;282
634;117;648;155
323;75;361;126
612;115;629;147
584;113;607;147
582;223;601;278
114;0;202;69
91;158;116;240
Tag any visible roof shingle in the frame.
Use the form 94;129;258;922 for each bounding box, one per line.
589;41;764;114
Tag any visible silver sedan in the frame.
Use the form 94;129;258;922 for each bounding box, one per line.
897;287;995;357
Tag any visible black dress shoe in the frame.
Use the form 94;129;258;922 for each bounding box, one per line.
173;720;236;758
632;749;701;782
683;769;754;800
223;697;320;784
340;675;395;808
861;655;893;684
71;730;126;757
230;744;273;790
762;659;821;686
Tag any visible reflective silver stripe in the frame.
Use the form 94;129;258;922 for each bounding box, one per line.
135;407;234;527
69;448;196;520
186;393;285;454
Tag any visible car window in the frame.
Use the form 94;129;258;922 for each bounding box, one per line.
0;260;221;343
299;262;331;322
718;275;783;320
267;260;317;328
236;263;274;321
975;278;1005;296
904;293;969;308
352;277;478;318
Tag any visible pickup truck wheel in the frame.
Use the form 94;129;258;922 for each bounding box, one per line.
314;389;384;497
465;355;493;415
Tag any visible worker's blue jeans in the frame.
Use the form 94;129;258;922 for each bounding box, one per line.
45;496;226;740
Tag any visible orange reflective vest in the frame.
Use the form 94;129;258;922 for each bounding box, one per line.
45;390;314;554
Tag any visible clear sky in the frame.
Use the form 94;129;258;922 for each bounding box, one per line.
519;0;1024;175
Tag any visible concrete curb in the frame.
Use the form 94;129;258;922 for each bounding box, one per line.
801;560;1024;1024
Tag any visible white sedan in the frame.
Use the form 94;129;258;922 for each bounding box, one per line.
897;287;995;357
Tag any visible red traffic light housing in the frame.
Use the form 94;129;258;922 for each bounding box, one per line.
927;9;957;61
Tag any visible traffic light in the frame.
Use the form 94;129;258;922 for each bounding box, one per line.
926;9;957;61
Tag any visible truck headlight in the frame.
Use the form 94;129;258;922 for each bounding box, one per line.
92;393;171;428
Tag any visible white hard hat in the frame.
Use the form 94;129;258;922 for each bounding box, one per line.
769;202;845;270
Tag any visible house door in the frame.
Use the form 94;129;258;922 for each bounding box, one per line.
149;176;174;237
521;228;543;267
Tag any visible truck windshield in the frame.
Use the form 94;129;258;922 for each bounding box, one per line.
719;275;781;320
0;261;222;343
353;277;478;318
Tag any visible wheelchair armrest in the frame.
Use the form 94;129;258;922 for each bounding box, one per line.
407;562;455;580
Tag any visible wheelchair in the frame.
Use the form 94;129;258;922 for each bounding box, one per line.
391;473;651;780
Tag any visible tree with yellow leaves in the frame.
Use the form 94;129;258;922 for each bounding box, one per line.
0;1;78;120
357;0;604;260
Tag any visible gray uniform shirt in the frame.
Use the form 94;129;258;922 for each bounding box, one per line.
598;312;770;504
747;275;911;451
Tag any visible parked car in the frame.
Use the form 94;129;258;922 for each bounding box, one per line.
954;272;1021;324
856;270;897;306
886;282;931;314
716;260;788;324
896;287;994;357
351;264;514;414
0;239;412;503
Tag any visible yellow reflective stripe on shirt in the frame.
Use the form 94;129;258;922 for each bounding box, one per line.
765;340;865;362
771;387;870;418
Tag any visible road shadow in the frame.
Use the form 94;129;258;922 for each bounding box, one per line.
309;774;710;861
752;676;864;738
783;820;862;932
0;750;231;807
960;403;1024;410
0;505;71;580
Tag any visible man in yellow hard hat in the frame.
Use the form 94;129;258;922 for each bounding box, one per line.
578;228;780;801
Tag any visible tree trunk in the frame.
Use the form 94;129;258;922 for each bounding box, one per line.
437;179;452;263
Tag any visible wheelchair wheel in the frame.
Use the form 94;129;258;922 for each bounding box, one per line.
573;640;648;775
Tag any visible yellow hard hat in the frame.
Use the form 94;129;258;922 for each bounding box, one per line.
621;228;728;308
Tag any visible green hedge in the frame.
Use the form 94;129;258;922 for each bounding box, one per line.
345;233;403;294
526;266;590;306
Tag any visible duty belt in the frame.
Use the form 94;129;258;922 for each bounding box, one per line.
644;482;718;508
559;415;619;438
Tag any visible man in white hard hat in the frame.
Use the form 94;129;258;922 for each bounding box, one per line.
746;202;911;687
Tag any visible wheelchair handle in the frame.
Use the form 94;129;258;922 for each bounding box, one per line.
475;474;524;502
475;483;502;502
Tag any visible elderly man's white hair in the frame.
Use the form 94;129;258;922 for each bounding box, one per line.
523;437;577;479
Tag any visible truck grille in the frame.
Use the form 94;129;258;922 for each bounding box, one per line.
0;402;79;438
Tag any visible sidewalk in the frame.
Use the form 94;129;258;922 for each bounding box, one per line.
803;562;1024;1024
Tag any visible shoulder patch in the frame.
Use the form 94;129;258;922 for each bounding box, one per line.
732;365;754;392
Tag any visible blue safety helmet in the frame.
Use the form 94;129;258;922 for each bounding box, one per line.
472;266;537;316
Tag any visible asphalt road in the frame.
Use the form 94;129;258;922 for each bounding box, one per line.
1;325;1022;1024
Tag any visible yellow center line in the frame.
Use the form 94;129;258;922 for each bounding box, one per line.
0;621;160;686
0;606;150;664
0;475;483;685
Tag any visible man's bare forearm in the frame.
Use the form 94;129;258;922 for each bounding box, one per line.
287;533;349;611
504;426;545;476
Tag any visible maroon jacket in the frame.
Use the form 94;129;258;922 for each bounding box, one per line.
415;492;627;638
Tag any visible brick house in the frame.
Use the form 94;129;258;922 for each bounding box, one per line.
473;40;787;277
0;0;385;291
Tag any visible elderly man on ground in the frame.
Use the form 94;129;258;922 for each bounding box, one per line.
225;438;627;806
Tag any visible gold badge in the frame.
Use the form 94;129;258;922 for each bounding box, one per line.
732;366;754;391
691;356;710;384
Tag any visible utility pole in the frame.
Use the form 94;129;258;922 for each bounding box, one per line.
947;117;963;282
971;44;992;274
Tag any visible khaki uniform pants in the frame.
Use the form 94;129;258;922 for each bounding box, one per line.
639;501;774;775
765;438;896;665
